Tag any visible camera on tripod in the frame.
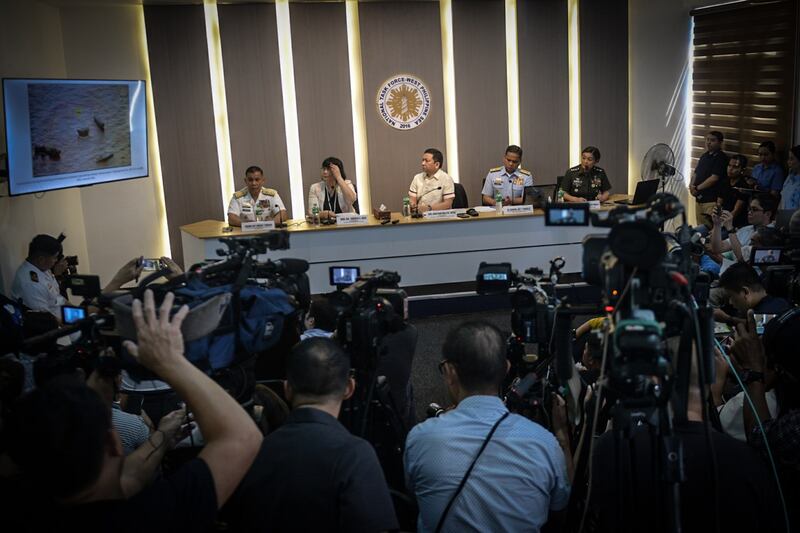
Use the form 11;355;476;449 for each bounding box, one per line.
475;258;572;426
475;259;565;346
328;270;407;368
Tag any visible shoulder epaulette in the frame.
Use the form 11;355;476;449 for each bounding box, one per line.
569;165;581;171
234;188;248;199
489;166;503;172
518;168;531;176
261;187;276;197
593;166;605;172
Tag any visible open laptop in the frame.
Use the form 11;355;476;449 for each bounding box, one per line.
614;178;660;206
523;184;557;208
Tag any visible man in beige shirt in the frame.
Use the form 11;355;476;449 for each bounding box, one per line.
408;148;455;213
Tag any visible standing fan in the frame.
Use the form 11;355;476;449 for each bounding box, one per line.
640;143;682;196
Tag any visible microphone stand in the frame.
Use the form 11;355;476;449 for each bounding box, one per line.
411;186;443;218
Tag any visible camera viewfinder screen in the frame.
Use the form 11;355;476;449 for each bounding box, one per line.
546;206;588;226
62;306;86;324
330;266;360;286
752;248;781;265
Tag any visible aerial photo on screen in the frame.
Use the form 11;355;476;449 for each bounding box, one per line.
28;83;132;177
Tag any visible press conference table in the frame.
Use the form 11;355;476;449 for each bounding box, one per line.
180;196;626;294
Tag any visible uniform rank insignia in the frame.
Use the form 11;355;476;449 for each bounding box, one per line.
30;271;39;283
258;200;269;208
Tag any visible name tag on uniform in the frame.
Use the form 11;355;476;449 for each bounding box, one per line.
423;209;459;219
503;205;534;215
336;213;369;226
242;221;275;233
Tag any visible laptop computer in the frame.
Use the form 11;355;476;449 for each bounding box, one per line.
614;178;660;206
523;184;557;208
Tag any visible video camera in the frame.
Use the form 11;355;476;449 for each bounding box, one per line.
755;231;800;303
476;259;563;347
475;258;578;427
328;270;407;368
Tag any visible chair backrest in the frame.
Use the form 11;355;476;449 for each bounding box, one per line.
556;175;565;191
453;182;469;209
776;208;794;230
480;177;491;205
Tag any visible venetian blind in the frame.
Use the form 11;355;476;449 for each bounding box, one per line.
691;0;797;168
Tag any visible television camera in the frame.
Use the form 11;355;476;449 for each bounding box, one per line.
328;270;407;371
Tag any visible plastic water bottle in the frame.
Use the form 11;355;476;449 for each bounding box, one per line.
402;196;411;217
311;204;320;226
557;188;565;203
495;192;503;215
254;206;263;222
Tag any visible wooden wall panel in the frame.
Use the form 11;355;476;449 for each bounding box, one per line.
290;2;355;213
360;1;446;212
580;0;628;191
145;5;222;266
518;0;570;185
218;4;292;216
453;0;507;204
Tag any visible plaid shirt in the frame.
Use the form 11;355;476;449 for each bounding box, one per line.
750;409;800;468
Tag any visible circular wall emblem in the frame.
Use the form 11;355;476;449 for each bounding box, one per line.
376;75;431;130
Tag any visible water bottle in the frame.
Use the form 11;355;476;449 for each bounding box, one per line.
495;192;503;215
557;188;565;203
311;204;320;226
254;206;263;222
402;196;411;217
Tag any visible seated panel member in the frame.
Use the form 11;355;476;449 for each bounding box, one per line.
409;148;455;213
481;145;533;206
306;157;357;218
559;146;611;203
227;166;288;227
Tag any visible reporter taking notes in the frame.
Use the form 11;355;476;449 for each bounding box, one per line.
408;148;455;213
228;165;288;227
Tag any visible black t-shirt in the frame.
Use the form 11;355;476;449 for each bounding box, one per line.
586;421;783;532
14;458;217;533
693;150;728;203
753;295;792;315
223;407;399;533
718;177;750;229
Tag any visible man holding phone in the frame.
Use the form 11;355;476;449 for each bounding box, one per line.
12;234;144;323
718;262;791;315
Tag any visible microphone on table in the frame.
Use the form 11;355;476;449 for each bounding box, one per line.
411;186;443;218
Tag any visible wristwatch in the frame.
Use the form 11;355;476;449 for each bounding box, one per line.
741;369;765;385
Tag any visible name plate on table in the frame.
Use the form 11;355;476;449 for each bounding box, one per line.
588;200;601;210
502;205;534;215
336;213;369;226
423;209;459;220
241;220;275;233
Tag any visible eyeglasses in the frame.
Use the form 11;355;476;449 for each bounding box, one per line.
748;206;764;213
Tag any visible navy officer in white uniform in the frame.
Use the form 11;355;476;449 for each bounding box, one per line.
228;165;288;226
11;234;67;320
481;145;534;206
11;235;143;323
